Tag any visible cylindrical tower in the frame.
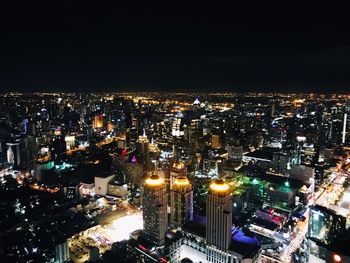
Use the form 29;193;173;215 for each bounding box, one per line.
143;173;168;246
170;176;193;228
206;179;232;250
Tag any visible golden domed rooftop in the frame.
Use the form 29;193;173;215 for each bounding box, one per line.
173;176;190;187
209;179;230;193
145;174;164;187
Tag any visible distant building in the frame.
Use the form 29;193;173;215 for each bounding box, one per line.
211;134;221;149
307;205;349;263
107;182;129;198
7;141;21;168
51;131;66;162
64;135;75;150
62;184;80;199
271;151;290;175
308;205;346;246
291;165;315;183
125;156;144;186
54;241;69;263
93;114;104;129
88;246;100;262
170;162;187;188
227;145;243;163
94;175;114;196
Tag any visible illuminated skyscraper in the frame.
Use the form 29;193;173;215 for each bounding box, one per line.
308;205;346;246
6;141;21;168
93;114;104;129
211;134;221;149
170;176;193;228
143;173;168;246
307;205;348;262
170;162;186;188
147;137;160;171
206;179;232;250
137;129;149;166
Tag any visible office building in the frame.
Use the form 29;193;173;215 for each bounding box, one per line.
54;241;69;263
170;176;193;228
143;173;168;246
7;141;21;168
308;205;346;246
206;179;232;251
93;114;104;129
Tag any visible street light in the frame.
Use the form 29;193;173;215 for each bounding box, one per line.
285;180;290;187
333;254;342;262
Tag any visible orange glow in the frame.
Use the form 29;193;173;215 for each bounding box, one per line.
93;115;104;129
174;176;190;186
54;129;61;136
145;174;164;187
210;179;229;193
333;254;342;262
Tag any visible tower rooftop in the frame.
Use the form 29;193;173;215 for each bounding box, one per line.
209;179;229;193
173;176;190;187
145;173;164;187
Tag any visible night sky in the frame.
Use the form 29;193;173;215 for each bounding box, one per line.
1;2;350;93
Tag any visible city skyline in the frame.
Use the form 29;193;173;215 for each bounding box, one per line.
2;1;350;263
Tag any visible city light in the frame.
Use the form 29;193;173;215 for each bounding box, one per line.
209;179;229;193
173;176;190;186
145;175;164;187
333;254;342;262
105;212;143;242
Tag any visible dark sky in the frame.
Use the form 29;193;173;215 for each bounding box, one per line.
1;1;350;93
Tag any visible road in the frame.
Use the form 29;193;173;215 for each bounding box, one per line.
277;171;347;262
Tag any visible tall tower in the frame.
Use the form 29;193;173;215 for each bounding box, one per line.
206;179;232;250
6;141;21;168
342;112;347;144
147;137;160;170
342;100;350;145
170;162;187;188
143;173;168;246
137;129;149;166
170;176;193;228
93;114;104;129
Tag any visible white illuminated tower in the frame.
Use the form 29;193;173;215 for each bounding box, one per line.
206;179;232;250
342;101;350;145
143;173;168;246
342;113;347;144
170;176;193;228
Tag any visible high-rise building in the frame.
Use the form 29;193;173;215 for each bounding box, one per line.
93;114;104;129
343;112;348;145
211;134;221;149
169;162;187;188
147;137;160;171
6;140;21;168
307;205;349;263
170;176;193;228
206;179;232;250
51;129;66;162
271;151;290;175
226;145;243;163
143;173;168;246
308;205;346;246
137;129;149;166
54;241;69;263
